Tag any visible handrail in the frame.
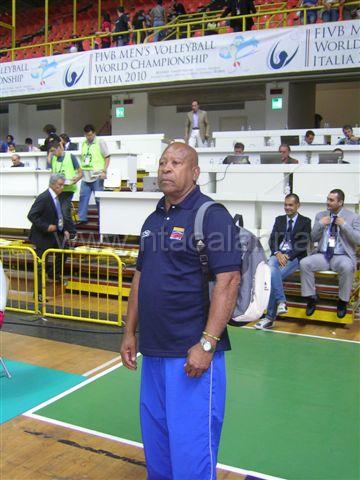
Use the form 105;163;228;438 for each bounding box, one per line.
0;1;357;61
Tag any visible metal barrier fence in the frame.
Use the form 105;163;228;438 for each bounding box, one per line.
41;248;123;326
0;245;39;314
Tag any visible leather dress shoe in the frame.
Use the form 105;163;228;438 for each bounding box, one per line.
305;296;317;316
337;300;348;319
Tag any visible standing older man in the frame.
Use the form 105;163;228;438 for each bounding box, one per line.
120;142;240;480
300;189;360;318
185;100;211;148
28;174;70;298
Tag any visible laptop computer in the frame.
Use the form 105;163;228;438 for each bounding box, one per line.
318;153;342;164
260;153;283;164
280;135;299;146
222;155;250;164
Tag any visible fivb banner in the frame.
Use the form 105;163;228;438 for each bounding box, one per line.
0;20;359;99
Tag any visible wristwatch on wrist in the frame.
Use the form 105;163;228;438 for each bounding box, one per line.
200;336;216;353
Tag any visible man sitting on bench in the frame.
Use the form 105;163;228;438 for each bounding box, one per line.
255;193;311;330
300;189;360;319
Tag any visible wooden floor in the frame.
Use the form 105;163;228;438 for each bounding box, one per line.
1;316;359;480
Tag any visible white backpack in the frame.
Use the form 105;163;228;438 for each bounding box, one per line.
194;201;271;326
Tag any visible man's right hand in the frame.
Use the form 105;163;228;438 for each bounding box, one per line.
47;224;57;232
275;252;288;267
320;216;331;226
120;333;138;370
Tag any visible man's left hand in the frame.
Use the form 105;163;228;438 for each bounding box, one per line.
334;217;345;226
184;343;213;378
64;231;70;240
100;171;107;180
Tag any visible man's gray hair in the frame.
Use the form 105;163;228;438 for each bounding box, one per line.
49;173;65;185
12;153;20;160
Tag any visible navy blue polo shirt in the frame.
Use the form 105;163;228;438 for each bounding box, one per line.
136;186;241;357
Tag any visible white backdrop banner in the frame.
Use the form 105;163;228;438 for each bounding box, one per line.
1;20;359;99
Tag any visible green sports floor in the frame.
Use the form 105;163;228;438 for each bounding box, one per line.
27;328;360;480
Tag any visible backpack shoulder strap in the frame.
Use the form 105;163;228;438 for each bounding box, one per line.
194;200;217;242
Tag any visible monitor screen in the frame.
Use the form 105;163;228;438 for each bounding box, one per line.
280;135;299;146
223;155;250;165
318;153;342;164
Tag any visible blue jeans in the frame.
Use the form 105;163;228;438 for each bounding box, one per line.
153;19;165;42
77;179;103;222
301;9;318;24
322;9;339;22
267;255;299;320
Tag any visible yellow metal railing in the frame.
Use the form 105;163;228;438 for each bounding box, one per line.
0;1;356;61
41;248;123;326
0;244;39;314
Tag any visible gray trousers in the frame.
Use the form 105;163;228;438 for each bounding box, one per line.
300;253;355;302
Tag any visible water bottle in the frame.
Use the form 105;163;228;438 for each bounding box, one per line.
247;124;252;131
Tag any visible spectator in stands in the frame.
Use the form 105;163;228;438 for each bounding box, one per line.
185;100;211;148
298;0;319;24
97;12;112;48
77;124;110;225
132;10;147;43
0;140;7;153
321;0;344;22
171;0;186;17
255;194;311;330
337;124;360;145
41;124;60;152
25;138;40;152
151;0;167;42
223;142;250;164
300;189;360;319
59;133;78;151
69;35;84;53
302;130;315;145
11;154;25;168
279;144;299;164
6;134;15;149
342;2;360;19
8;144;16;153
114;6;130;47
48;140;82;239
222;0;257;32
28;174;70;297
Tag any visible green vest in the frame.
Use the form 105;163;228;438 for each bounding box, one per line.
51;152;78;193
81;137;105;171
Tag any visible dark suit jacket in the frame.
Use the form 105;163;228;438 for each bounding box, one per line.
28;190;68;252
223;0;256;28
269;213;311;261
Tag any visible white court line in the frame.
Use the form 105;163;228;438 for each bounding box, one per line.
243;326;360;344
83;355;122;377
24;353;141;416
24;412;284;480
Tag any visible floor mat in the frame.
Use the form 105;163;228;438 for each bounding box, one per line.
0;359;84;424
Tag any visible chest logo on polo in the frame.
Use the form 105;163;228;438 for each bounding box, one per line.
170;227;185;240
141;230;151;238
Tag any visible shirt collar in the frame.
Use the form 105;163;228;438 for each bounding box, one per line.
48;187;57;200
156;185;201;211
287;213;298;224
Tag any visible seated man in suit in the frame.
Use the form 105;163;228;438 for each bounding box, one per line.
28;174;70;300
255;193;311;330
300;189;360;318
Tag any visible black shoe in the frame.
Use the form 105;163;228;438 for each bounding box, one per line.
69;233;78;241
337;300;348;319
305;296;317;316
38;294;48;303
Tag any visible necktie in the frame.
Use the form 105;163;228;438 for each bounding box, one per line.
286;219;293;242
54;196;63;231
325;215;337;260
